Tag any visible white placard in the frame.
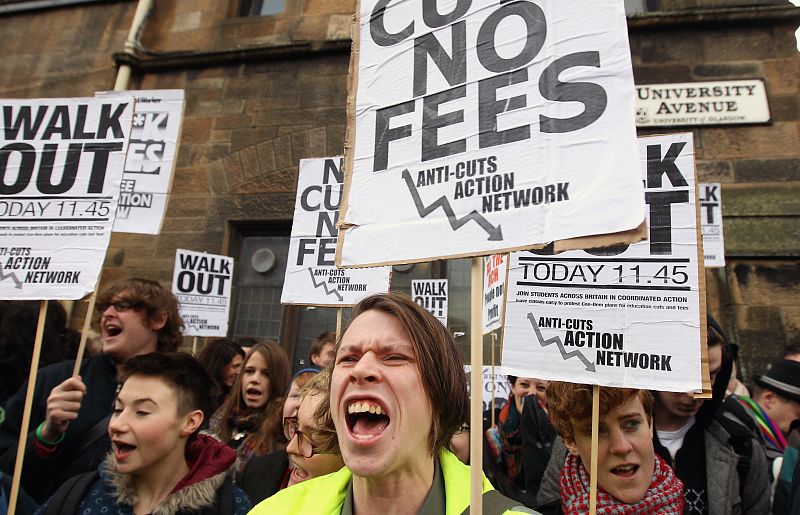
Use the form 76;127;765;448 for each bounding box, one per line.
96;90;185;234
699;182;725;268
502;133;703;393
465;365;511;412
282;157;391;306
412;279;448;325
483;253;508;334
635;80;770;127
172;249;234;337
0;97;132;299
338;0;645;267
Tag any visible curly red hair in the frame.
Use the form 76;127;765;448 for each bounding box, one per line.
547;382;653;443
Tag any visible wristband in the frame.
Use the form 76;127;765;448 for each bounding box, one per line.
33;437;59;457
35;422;65;446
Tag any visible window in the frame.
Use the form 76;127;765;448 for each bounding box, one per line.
231;228;478;372
239;0;285;16
0;0;111;14
626;0;785;14
233;235;289;341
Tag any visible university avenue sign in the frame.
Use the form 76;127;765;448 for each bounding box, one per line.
635;79;770;127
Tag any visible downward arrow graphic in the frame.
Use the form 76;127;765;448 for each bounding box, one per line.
527;312;595;372
0;270;22;289
308;268;344;302
401;169;503;241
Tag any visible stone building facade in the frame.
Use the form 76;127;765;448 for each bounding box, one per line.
0;0;797;379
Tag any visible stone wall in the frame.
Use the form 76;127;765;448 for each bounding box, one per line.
629;6;800;378
103;53;350;284
0;1;797;380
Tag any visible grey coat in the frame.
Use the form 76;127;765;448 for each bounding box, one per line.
536;420;770;514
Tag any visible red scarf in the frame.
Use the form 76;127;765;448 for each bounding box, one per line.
560;453;684;514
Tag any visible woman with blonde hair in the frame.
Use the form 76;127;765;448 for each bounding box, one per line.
211;340;290;474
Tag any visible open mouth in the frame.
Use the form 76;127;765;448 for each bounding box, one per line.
289;465;310;484
113;441;136;461
245;387;262;397
105;324;122;337
610;464;639;478
345;399;390;441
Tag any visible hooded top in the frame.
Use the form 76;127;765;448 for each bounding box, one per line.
35;433;252;515
652;332;733;513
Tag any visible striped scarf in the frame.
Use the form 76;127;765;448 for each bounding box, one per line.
560;453;685;514
737;395;787;452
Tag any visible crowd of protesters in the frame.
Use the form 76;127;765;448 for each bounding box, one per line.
0;278;799;513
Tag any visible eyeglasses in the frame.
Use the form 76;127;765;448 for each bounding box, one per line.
96;299;140;314
283;417;319;458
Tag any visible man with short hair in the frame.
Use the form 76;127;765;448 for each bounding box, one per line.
252;293;533;514
730;358;800;510
735;360;800;457
308;330;336;369
772;351;800;514
651;319;770;514
0;277;183;502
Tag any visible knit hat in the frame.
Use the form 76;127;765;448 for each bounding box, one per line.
754;359;800;403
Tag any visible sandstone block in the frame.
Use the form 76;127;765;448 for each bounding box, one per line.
702;124;799;159
734;159;800;182
729;262;800;307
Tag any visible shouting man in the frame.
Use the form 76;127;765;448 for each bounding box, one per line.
0;277;183;502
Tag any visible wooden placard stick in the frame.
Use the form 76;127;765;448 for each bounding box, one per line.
72;293;97;376
192;336;199;356
336;307;343;340
8;300;48;515
589;384;600;515
470;257;483;515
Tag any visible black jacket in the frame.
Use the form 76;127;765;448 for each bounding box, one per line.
0;354;118;503
520;394;556;503
238;449;290;505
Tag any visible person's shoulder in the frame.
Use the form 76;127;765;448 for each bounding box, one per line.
243;448;288;474
249;467;352;514
437;450;542;514
231;484;253;515
719;396;758;425
37;354;112;387
35;359;77;384
706;417;746;448
713;404;765;449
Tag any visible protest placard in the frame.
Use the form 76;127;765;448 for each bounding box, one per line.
96;90;185;234
282;157;391;306
483;253;507;334
465;365;511;412
412;279;448;325
502;133;706;393
336;0;646;267
172;249;234;337
699;182;725;268
0;97;132;299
